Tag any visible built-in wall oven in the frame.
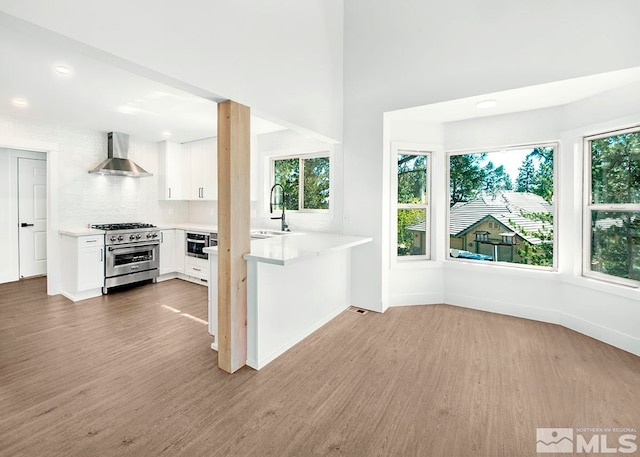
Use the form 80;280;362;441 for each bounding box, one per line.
186;232;217;259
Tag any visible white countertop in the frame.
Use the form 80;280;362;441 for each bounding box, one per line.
204;232;372;266
59;228;106;237
168;223;218;233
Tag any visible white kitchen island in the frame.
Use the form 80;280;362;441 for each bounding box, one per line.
204;232;372;370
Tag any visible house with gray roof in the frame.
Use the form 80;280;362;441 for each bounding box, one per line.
450;192;553;263
408;192;553;263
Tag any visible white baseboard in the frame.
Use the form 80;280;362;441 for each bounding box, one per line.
60;288;102;303
389;292;444;307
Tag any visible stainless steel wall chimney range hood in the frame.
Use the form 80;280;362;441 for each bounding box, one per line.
89;132;152;177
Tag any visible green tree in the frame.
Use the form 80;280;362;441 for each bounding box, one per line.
591;133;640;204
303;157;330;209
516;156;536;193
449;153;486;206
509;210;554;267
483;161;513;194
590;133;640;281
274;158;299;210
398;154;427;204
397;154;427;255
528;147;554;203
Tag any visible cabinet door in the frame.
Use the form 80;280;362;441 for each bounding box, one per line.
78;246;103;291
201;137;217;200
158;141;185;200
174;230;185;273
186;138;217;200
187;141;203;200
159;230;175;274
208;255;218;338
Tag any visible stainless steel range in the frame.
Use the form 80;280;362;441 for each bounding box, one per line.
90;223;160;294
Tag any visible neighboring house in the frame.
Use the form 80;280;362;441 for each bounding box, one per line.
407;192;553;263
450;192;553;263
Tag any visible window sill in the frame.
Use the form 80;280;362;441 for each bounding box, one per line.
392;259;443;270
563;275;640;300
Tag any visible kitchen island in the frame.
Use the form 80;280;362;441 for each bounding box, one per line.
204;232;372;369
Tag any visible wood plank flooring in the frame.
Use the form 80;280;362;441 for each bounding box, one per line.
1;277;639;456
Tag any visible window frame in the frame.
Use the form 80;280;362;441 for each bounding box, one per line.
392;144;432;262
270;150;331;213
446;142;559;271
582;125;640;288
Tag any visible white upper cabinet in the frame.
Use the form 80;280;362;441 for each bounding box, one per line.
158;138;217;201
187;137;217;201
158;141;186;200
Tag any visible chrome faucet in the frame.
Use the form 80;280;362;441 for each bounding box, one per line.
270;184;290;232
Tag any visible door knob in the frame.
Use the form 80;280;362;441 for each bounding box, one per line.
20;223;34;227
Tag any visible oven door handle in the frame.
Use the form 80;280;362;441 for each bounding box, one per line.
108;244;159;254
186;239;207;243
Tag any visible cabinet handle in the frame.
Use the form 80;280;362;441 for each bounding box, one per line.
168;187;172;199
99;248;103;262
161;232;164;243
86;239;97;243
193;268;201;272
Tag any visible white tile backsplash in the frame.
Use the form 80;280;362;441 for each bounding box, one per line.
0;115;187;228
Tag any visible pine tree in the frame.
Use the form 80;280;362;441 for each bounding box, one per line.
516;157;536;193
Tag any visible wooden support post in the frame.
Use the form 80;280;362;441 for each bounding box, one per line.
217;100;250;374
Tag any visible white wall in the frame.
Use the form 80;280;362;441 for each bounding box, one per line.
0;1;344;141
0;149;14;283
343;0;640;312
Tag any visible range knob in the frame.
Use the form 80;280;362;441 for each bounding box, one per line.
110;236;117;242
135;234;142;239
152;232;158;238
146;233;152;238
117;235;124;241
129;234;136;240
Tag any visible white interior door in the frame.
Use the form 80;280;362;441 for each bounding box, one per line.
18;158;47;278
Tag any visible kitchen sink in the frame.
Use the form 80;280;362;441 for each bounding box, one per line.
250;229;302;239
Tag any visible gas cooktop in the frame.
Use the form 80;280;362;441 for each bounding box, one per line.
91;223;156;231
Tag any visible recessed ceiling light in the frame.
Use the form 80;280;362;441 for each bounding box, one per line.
476;99;497;109
117;105;140;114
54;65;72;75
162;130;172;138
12;98;29;108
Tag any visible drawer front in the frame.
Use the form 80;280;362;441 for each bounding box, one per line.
78;235;104;247
185;263;208;280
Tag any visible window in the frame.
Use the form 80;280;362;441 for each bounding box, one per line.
395;149;430;259
584;127;640;286
448;145;555;267
272;153;330;211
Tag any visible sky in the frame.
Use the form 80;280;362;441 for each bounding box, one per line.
478;148;541;182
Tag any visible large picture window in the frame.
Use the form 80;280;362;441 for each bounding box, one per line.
585;127;640;285
272;153;330;211
448;145;556;267
395;149;430;259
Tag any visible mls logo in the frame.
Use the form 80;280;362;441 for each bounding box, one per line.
536;428;574;453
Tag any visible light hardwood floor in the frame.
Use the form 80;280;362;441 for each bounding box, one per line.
1;277;639;456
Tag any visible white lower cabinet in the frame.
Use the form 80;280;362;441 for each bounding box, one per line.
61;234;104;302
207;253;218;347
175;230;185;273
159;229;175;275
184;256;209;281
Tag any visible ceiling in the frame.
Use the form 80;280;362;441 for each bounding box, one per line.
0;14;285;143
388;66;640;124
5;12;640;142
